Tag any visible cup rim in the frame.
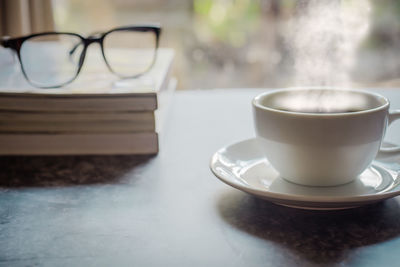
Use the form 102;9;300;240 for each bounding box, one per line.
253;87;389;117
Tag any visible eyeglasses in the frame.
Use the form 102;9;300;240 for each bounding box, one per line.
0;25;161;88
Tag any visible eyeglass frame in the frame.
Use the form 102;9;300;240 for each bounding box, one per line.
0;25;162;88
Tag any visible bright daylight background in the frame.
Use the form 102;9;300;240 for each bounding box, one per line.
52;0;400;90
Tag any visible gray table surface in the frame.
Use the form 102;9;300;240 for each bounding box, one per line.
2;88;400;267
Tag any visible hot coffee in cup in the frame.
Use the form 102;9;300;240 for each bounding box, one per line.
252;88;400;186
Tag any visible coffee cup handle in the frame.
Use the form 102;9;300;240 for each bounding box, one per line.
380;110;400;153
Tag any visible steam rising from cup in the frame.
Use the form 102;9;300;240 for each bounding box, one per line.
272;89;369;113
287;0;371;87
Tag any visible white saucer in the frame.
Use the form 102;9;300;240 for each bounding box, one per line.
210;138;400;210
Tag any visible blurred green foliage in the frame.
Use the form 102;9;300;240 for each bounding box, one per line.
193;0;261;46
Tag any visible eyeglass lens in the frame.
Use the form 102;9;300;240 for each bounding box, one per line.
102;29;157;77
19;33;83;88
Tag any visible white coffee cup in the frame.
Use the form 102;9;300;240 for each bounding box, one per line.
252;88;400;186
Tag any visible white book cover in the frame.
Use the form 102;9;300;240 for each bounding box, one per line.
0;47;174;111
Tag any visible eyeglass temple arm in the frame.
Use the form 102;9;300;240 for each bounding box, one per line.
68;31;104;58
68;42;81;57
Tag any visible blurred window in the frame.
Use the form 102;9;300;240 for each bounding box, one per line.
52;0;400;89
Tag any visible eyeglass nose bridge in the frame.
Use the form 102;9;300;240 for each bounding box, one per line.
84;36;103;46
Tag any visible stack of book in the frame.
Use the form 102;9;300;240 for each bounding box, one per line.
0;48;175;155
